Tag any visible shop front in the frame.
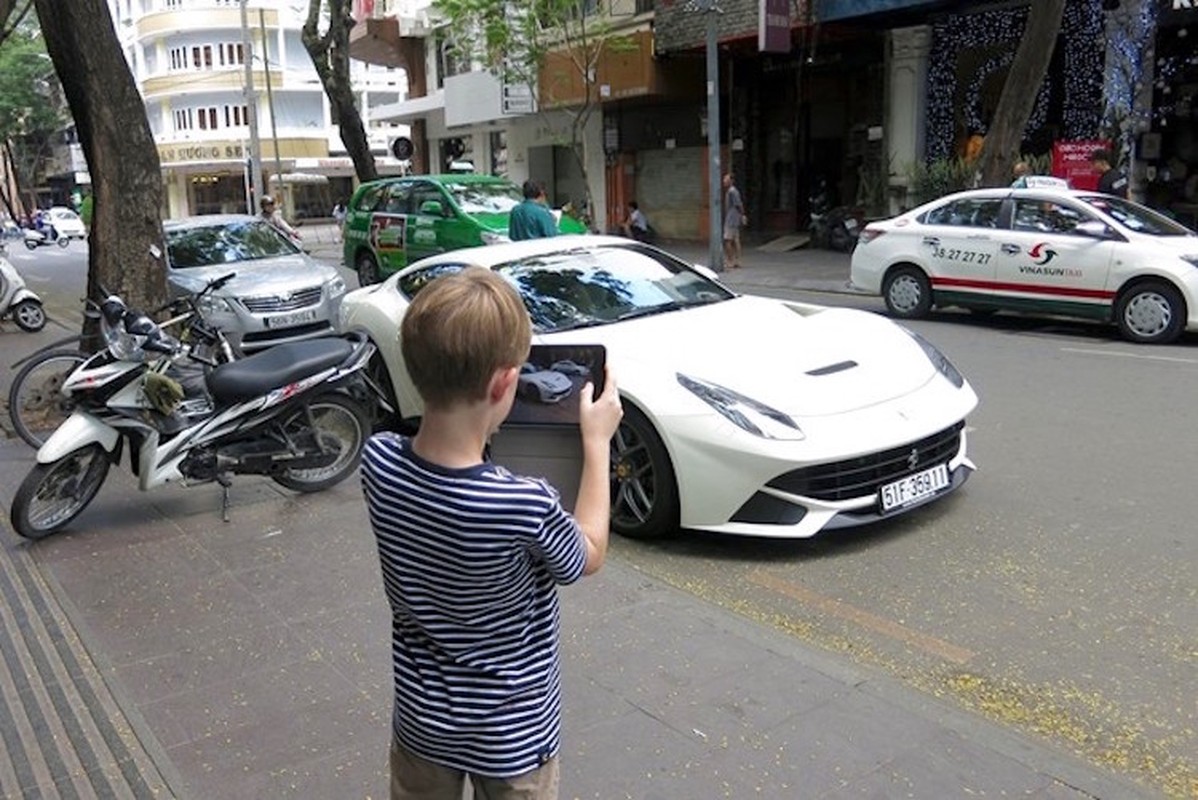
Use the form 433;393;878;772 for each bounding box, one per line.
1145;0;1198;227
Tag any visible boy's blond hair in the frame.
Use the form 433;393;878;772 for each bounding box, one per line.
401;267;531;408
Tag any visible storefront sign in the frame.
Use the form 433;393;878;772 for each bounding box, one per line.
1051;139;1110;191
158;143;246;163
1159;0;1198;27
759;0;790;53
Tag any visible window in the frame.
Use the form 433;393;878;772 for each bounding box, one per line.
224;104;248;127
411;184;448;217
191;45;213;69
383;182;413;214
196;107;218;130
922;198;1004;229
1012;200;1090;235
353;184;389;213
219;42;244;66
169;47;187;71
173;108;193;131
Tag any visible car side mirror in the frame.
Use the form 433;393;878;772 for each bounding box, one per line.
1075;220;1110;239
419;200;445;217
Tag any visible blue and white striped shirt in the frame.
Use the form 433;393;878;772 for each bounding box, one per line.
360;432;587;777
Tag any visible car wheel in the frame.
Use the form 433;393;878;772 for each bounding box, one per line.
13;300;46;332
356;252;380;286
611;405;678;540
883;266;932;319
1115;280;1185;344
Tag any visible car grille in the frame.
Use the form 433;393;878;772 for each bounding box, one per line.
767;421;964;502
240;286;323;313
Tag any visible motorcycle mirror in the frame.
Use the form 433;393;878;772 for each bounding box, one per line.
124;313;157;336
100;296;127;326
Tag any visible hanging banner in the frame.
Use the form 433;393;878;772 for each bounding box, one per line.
1051;140;1111;191
759;0;791;53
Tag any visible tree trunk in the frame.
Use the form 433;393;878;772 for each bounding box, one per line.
34;0;167;345
302;0;378;182
976;0;1066;187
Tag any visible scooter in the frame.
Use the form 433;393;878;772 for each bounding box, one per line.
0;243;46;331
9;290;377;539
24;226;70;250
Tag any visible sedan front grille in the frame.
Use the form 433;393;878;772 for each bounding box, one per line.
240;285;323;313
767;421;964;502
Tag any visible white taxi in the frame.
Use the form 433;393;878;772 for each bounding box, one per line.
850;188;1198;344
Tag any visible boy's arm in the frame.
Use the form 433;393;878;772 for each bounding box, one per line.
575;368;623;575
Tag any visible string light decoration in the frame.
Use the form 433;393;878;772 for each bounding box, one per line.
925;0;1105;161
1102;0;1155;155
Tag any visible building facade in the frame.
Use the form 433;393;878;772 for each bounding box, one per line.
108;0;410;220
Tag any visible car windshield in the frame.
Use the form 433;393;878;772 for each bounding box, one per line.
165;220;300;268
446;181;523;215
497;245;735;333
1078;195;1196;236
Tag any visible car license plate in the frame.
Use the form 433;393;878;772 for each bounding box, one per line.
264;308;319;328
880;464;950;512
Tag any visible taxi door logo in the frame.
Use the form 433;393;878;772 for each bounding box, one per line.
370;215;407;253
1029;243;1057;265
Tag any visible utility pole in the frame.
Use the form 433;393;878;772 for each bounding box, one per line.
259;8;284;190
240;0;263;213
695;0;723;271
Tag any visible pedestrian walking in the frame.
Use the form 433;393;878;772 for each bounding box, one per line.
722;173;747;269
508;180;558;241
360;267;622;800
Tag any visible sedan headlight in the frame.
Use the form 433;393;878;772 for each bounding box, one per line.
481;230;510;245
195;293;235;316
904;328;964;388
677;374;804;440
328;276;347;298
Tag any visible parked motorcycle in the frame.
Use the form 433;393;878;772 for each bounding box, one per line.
0;242;46;331
808;182;862;253
24;226;70;250
9;290;376;539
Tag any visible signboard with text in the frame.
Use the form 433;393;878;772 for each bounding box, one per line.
1158;0;1198;27
1051;140;1110;191
759;0;791;53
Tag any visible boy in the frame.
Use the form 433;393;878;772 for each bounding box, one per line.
360;267;623;800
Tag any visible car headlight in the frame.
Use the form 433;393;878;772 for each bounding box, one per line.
328;276;347;297
677;374;805;440
195;293;234;316
481;230;510;245
904;328;964;388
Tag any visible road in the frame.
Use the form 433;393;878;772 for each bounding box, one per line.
3;240;1196;796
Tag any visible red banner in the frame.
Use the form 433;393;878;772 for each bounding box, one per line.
1051;140;1111;191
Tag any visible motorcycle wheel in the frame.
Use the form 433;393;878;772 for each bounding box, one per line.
56;236;69;248
271;393;370;493
13;299;46;332
11;444;111;539
8;349;87;448
24;239;36;250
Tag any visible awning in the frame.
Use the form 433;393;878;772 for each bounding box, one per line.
269;172;330;185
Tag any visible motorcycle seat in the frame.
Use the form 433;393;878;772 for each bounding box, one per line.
207;338;354;404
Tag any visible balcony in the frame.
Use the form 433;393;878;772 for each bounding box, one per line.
348;0;430;70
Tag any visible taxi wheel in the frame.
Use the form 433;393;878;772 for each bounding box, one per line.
356;252;380;286
883;266;932;319
1115;280;1184;344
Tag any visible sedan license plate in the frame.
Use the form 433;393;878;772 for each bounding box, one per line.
264;308;319;328
880;464;950;512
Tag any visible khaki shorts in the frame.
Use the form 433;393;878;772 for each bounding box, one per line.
390;737;560;800
723;226;741;243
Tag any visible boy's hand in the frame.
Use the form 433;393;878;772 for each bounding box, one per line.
579;366;622;446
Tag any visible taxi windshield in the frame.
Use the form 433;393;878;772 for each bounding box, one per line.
447;181;523;215
1079;195;1196;237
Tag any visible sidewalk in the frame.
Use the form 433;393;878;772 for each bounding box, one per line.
0;434;1160;798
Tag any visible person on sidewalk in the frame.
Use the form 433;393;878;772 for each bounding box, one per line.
722;172;747;269
1090;149;1129;198
360;267;623;800
509;180;558;241
620;201;652;242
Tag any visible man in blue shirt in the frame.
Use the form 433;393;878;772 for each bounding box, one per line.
508;180;559;241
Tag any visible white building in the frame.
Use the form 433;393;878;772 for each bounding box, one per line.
108;0;411;219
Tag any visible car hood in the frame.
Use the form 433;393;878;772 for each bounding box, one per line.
168;254;337;295
547;295;943;418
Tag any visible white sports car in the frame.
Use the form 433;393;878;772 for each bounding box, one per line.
339;235;979;540
850;188;1198;344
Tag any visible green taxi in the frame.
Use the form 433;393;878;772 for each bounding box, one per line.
342;174;588;284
